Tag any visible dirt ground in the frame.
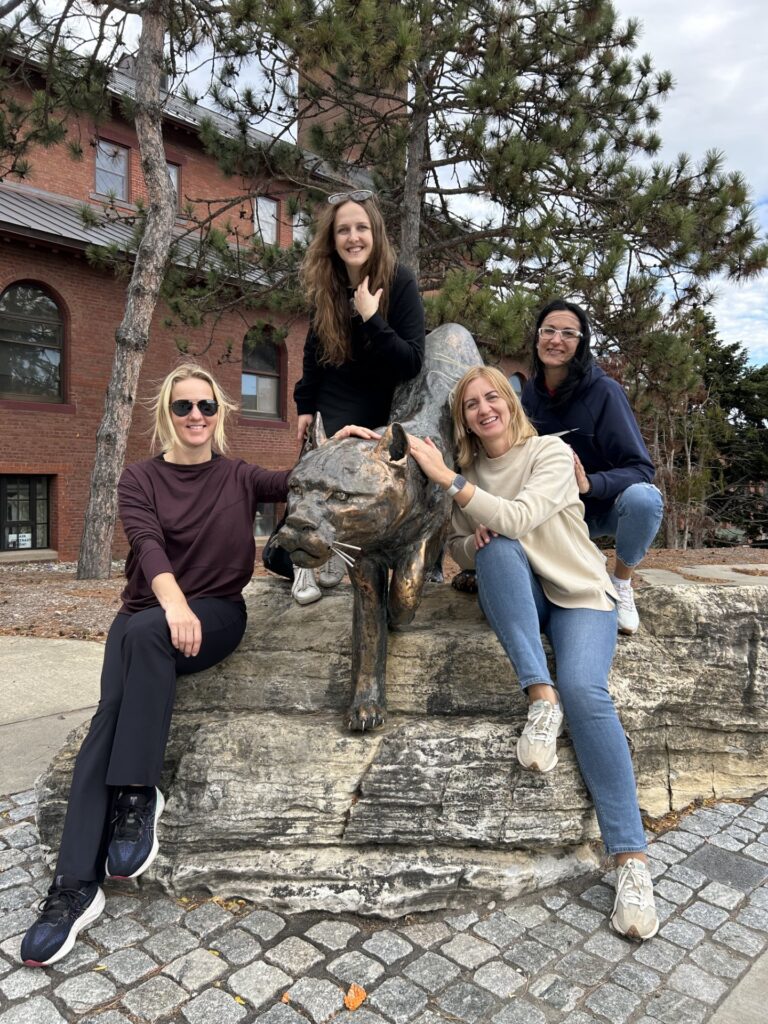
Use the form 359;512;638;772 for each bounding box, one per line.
1;546;766;643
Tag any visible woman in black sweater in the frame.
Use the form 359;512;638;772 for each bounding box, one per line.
292;190;426;603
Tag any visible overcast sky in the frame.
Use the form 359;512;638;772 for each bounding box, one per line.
612;0;768;364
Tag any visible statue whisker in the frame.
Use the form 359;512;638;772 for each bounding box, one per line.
331;544;356;567
333;541;361;551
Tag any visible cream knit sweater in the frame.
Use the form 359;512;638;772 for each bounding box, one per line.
447;434;617;611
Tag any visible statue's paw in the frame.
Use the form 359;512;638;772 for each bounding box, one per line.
345;702;386;732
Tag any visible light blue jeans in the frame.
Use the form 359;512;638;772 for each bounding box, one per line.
586;483;664;568
476;537;647;855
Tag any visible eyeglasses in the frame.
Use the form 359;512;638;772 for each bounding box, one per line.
538;326;582;342
170;399;219;417
327;189;374;205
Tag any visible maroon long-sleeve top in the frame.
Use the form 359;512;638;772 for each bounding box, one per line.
118;454;290;614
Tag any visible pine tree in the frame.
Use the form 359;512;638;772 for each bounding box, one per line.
221;0;767;362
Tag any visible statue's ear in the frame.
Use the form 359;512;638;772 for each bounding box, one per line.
307;412;328;450
374;423;408;464
389;422;408;461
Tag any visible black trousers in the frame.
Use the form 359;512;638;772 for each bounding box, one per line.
55;598;247;882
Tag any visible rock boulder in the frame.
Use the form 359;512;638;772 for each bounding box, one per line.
36;579;768;915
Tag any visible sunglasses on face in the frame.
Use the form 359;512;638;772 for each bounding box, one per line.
327;189;374;205
170;399;219;417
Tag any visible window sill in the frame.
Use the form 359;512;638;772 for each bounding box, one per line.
238;414;288;429
0;399;76;413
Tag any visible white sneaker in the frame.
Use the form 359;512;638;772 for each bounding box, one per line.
318;552;346;589
613;579;639;635
291;567;322;606
611;858;659;940
516;699;564;773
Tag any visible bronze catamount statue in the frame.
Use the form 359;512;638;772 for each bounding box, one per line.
276;323;482;731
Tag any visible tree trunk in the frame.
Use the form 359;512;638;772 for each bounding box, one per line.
77;3;175;578
399;57;430;276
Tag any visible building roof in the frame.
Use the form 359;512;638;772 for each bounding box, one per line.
0;180;138;251
0;181;266;285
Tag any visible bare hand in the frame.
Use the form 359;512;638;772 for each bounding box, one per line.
165;600;202;658
474;524;497;550
572;450;590;494
297;413;313;445
332;424;382;440
353;276;383;321
407;434;451;486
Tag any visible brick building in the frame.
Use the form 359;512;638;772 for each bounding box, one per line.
0;69;338;562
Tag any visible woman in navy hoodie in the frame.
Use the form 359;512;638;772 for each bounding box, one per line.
521;299;663;634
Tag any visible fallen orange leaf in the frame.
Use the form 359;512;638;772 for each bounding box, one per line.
281;993;292;1004
344;983;367;1010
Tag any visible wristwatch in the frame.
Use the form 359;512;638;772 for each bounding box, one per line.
446;474;467;497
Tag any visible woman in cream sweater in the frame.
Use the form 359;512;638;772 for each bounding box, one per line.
407;365;658;941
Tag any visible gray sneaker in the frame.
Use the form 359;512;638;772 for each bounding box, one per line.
516;699;564;772
318;552;346;588
611;858;659;940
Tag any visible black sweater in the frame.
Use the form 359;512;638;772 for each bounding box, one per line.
293;263;425;434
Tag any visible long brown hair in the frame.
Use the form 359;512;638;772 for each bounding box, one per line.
300;195;397;366
451;366;537;469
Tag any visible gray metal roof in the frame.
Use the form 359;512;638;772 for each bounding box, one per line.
0;182;267;285
0;182;138;250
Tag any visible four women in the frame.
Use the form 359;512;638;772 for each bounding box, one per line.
21;184;661;964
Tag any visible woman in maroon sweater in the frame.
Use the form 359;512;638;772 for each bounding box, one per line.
21;364;293;967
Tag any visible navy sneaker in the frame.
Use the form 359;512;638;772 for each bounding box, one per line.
105;786;165;879
20;875;105;967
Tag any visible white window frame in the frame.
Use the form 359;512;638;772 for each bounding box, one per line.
255;195;279;245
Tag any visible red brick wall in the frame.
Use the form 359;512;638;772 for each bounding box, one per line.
0;240;307;561
21;103;302;246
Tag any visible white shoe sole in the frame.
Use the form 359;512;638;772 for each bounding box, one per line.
106;788;165;880
610;911;660;941
24;887;105;967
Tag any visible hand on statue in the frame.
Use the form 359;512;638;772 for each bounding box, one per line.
572;450;591;494
332;425;382;440
165;600;202;658
353;276;383;321
406;434;452;486
297;413;314;445
474;524;497;550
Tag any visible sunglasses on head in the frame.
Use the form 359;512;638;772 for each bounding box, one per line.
170;399;219;417
327;189;374;205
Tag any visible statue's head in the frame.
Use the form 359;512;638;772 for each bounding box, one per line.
277;421;410;568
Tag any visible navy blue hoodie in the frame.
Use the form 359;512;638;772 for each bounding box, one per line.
521;365;655;518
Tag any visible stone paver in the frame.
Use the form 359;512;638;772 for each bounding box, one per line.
0;785;767;1024
182;986;248;1024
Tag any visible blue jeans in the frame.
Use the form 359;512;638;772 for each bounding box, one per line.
476;538;646;855
586;483;663;569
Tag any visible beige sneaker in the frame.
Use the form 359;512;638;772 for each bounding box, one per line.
291;567;322;606
318;552;346;588
516;699;564;773
611;858;659;940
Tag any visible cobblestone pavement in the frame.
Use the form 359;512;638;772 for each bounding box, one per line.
1;790;767;1024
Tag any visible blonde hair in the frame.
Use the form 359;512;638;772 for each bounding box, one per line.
151;362;237;454
299;195;397;366
452;366;537;469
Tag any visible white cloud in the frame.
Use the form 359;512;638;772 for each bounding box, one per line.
614;0;768;363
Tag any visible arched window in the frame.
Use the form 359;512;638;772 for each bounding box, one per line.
242;324;282;418
0;283;64;401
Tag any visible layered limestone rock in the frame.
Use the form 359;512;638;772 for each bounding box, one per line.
36;580;768;916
